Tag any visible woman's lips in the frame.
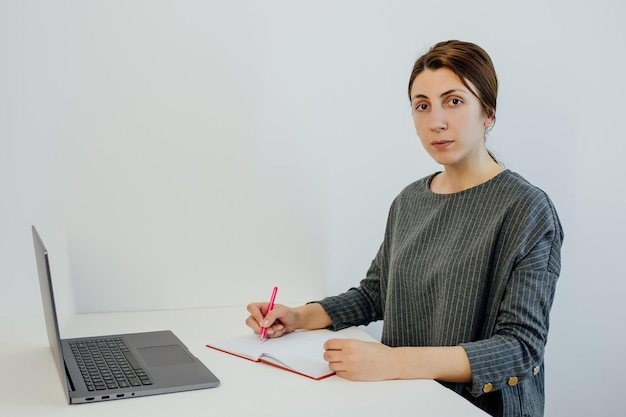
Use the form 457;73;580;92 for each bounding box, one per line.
431;140;453;149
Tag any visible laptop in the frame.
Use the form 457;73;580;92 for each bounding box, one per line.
31;226;220;404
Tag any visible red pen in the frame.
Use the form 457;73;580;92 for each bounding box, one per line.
259;286;278;340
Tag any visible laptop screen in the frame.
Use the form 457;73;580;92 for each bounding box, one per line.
32;226;71;403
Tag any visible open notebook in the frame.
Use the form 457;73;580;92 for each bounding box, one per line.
207;327;374;380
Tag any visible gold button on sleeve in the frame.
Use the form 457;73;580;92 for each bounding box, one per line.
507;376;519;386
482;383;493;393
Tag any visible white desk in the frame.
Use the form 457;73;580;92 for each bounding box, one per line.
0;307;488;416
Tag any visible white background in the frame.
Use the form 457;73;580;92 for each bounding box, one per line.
1;1;624;415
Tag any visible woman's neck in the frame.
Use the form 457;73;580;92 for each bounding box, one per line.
430;158;504;194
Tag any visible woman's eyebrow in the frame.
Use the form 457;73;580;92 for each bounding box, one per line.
411;88;468;101
439;88;468;97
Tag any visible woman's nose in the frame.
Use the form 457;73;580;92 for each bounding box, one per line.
429;106;447;132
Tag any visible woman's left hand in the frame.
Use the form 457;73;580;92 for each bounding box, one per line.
323;338;396;381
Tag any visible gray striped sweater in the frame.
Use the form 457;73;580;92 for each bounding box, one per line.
318;169;564;417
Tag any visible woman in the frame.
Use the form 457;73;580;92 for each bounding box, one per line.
246;40;564;417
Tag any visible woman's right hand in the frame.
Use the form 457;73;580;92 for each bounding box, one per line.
245;302;300;339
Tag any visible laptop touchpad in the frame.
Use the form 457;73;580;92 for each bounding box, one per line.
137;345;195;366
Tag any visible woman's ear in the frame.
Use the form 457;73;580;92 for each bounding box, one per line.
484;110;495;129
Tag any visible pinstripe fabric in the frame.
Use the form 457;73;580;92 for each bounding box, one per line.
318;170;563;417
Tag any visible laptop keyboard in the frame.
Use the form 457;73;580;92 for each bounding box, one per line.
69;338;153;391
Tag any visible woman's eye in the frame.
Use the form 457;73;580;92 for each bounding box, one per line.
448;98;462;106
414;103;429;111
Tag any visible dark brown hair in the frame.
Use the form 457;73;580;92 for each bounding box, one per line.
408;40;498;123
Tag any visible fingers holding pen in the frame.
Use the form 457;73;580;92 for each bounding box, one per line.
245;302;267;329
245;302;288;338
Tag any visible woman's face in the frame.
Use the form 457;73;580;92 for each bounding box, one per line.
410;68;493;169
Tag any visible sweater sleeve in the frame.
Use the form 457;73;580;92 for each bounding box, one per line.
316;250;385;330
461;191;564;397
314;194;402;330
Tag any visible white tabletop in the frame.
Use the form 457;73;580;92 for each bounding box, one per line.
0;307;488;416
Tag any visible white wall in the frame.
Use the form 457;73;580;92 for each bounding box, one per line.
1;1;624;415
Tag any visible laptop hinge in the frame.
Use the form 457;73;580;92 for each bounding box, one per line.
64;361;76;392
